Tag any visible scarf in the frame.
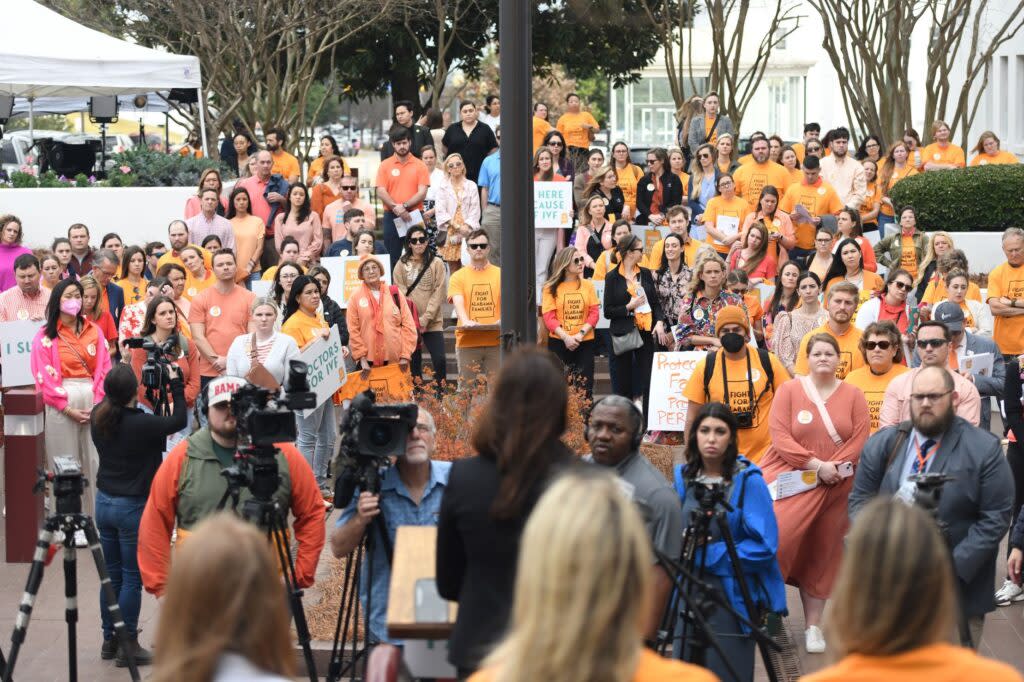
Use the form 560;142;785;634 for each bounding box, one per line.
878;296;908;333
362;283;387;366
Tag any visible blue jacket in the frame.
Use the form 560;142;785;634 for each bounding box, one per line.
104;281;125;326
673;457;787;630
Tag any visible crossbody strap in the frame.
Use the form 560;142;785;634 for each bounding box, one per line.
798;375;844;446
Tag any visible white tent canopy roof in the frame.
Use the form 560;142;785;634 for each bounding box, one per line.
0;0;201;98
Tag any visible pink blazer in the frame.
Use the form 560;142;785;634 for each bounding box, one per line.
434;178;481;231
31;323;110;411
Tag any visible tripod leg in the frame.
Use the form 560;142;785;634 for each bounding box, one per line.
269;520;317;682
327;540;361;682
62;540;78;682
1;517;60;682
80;518;141;682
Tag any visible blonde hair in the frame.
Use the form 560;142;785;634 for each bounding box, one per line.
150;514;295;682
687;251;727;295
915;230;954;288
250;296;279;315
827;498;955;657
78;274;104;317
484;470;652;682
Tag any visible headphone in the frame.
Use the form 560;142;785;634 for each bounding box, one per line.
586;395;645;451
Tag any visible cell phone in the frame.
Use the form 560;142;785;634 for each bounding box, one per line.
837;462;854;478
414;578;449;623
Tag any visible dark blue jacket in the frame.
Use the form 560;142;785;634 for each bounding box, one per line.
674;457;788;630
264;173;290;227
104;281;125;326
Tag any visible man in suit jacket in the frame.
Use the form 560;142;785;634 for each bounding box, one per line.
92;249;125;325
849;366;1013;648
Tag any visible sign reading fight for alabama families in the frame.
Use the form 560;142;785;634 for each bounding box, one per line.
321;255;392;308
534;181;573;228
337;364;414;403
296;326;345;416
1;320;39;387
647;351;704;431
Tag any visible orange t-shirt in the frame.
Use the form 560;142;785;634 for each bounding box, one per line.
375;154;430;209
703;195;751;254
801;642;1022;682
231;215;266;281
779;179;844;249
280;309;327;350
732;160;792;211
879;164;918;216
183;269;215;301
271;150;301;180
920;142;965;169
470;648;717;682
860;181;881;223
56;320;100;378
986;260;1024;354
969;150;1019;166
900;235;918;278
187;284;256;376
555;111;598;148
532;116;553;152
616;163;645;213
448;263;501;348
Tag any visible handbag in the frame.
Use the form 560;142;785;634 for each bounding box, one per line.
390;285;423;351
611;327;643;356
246;334;281;390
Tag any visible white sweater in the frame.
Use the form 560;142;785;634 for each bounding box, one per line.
226;332;300;385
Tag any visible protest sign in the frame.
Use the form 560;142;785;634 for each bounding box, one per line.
337;363;414;403
0;320;39;387
534;181;573;228
591;280;610;329
630;225;669;260
322;255;391;307
646;351;704;431
296;326;345;416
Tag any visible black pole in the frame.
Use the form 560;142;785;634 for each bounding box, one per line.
499;0;536;348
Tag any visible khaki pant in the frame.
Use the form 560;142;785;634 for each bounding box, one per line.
481;204;502;265
456;346;501;387
45;378;98;514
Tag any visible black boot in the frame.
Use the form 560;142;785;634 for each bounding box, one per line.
115;636;154;668
100;638;118;660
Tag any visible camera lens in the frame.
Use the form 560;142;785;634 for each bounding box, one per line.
368;423;394;448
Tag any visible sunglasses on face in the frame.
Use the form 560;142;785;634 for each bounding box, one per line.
892;281;912;291
917;338;948;349
864;340;892;350
630;247;644;253
549;141;564;147
408;236;427;244
467;242;489;250
572;257;584;265
698;153;711;159
341;185;357;190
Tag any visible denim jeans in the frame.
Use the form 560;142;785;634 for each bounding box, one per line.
295;401;336;486
95;489;147;639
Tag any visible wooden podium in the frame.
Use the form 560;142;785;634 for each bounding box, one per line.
386;525;457;639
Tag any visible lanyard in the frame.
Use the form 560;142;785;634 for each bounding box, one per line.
915;437;940;473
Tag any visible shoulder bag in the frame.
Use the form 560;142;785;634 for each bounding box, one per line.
246;334;281;391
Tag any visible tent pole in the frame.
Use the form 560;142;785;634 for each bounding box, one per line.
28;97;33;143
196;88;208;157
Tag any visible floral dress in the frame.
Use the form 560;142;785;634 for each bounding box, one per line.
654;266;693;328
674;290;745;350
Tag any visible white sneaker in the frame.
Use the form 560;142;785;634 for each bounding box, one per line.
995;579;1024;606
805;625;826;653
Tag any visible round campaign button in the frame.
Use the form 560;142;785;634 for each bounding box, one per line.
359;298;369;308
693;308;704;321
16;309;28;320
391;168;401;177
797;410;813;424
86;343;97;357
187;287;198;298
750;368;762;383
210;305;222;318
772;218;780;227
933;152;941;160
646;183;655;192
817;187;826;196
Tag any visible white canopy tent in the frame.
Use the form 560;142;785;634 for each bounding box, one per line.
0;0;206;153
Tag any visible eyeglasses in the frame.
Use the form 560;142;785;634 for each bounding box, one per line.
572;257;584;265
718;180;734;187
341;185;357;190
917;338;948;349
467;242;489;250
549;141;564;147
910;390;952;404
646;159;657;165
892;281;912;291
815;237;832;243
864;340;892;350
408;236;427;244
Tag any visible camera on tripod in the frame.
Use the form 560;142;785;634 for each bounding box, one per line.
333;391;418;508
123;336;178;390
35;456;86;515
232;360;317;448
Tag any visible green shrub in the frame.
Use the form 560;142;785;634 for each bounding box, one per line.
110;148;220;187
888;164;1024;232
9;172;38;188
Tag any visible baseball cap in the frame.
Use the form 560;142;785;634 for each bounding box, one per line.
932;301;965;332
204;376;249;408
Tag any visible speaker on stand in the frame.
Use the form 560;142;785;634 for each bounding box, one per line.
89;96;119;177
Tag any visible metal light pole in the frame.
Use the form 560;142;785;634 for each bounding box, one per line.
499;0;536;348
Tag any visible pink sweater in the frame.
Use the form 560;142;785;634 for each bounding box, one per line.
30;323;110;411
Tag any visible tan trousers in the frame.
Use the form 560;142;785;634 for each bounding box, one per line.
456;346;501;387
44;378;98;514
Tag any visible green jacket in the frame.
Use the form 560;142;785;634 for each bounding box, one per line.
873;230;929;273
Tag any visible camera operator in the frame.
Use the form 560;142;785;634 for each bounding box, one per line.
128;295;200;454
586;395;682;642
330;407;450;645
672;402;786;682
91;363;187;668
850;366;1013;648
137;376;326;598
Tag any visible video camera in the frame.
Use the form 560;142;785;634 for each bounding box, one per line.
333;391;418;508
123;336;178;391
35;456;86;515
220;360;317;503
909;472;955;516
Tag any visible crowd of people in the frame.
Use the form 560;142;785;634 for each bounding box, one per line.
2;89;1024;680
